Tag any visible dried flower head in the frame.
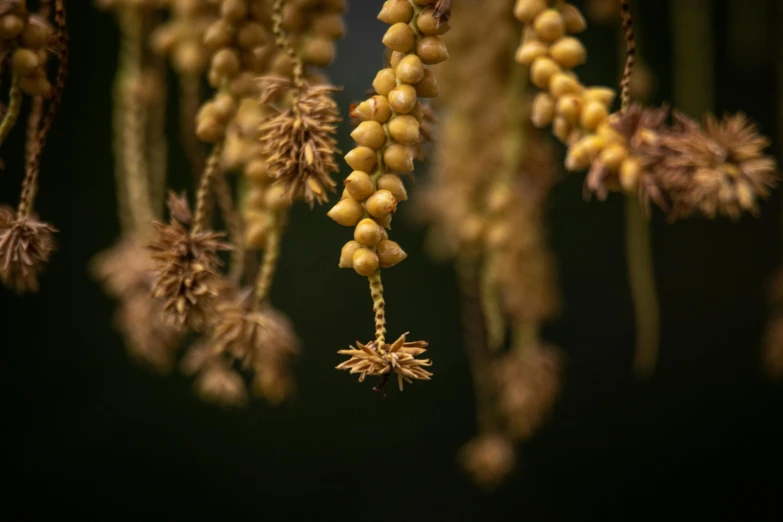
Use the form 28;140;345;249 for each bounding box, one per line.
0;206;57;293
660;113;778;220
182;342;249;408
336;333;433;392
459;434;516;489
147;193;231;330
257;77;341;206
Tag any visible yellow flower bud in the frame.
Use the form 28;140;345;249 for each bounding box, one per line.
237;22;267;49
222;0;248;21
552;115;573;144
565;141;590;171
213;92;237;121
531;57;560;89
377;239;408;268
302;37;335;67
388;84;418;114
531;92;556;128
366;190;398;219
352;248;380;276
556;94;582;125
583;87;616;107
211;48;241;79
344;171;375;201
354;218;384;247
619;157;641;192
549;72;583;98
599;143;629;172
345;146;377;174
388;115;420;144
396;54;425;84
20;22;52;49
414;69;440;98
416;7;450;36
196;116;224;143
339;241;363;269
351;121;387;149
515;40;549;66
372;68;397;96
244;218;269;250
550;37;586;69
377;174;408;202
416;36;449;65
383;144;415;172
11;49;39;75
313;14;345;39
204;21;233;49
514;0;548;23
580;101;609;131
533;9;565;42
244;160;268;183
378;0;414;25
0;15;25;40
374;213;393;229
265;184;291;211
383;23;416;53
561;4;588;34
354;95;392;123
327;198;365;226
390;51;405;69
458;215;485;246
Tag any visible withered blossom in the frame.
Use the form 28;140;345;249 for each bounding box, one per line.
257;77;340;206
433;0;452;25
183;343;249;408
0;206;56;293
336;333;433;391
458;434;516;489
147;193;231;330
660;112;778;220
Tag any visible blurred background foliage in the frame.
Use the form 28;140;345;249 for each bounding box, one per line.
1;0;782;519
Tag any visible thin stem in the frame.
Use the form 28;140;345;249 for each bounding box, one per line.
253;214;282;307
626;195;660;378
272;0;305;93
369;271;387;348
619;0;636;111
147;59;168;219
192;141;224;234
0;74;22;148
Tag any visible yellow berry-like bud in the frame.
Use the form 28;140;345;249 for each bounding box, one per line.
565;142;590;171
344;170;375;200
377;174;408;202
302;38;335;67
19;73;51;97
388;84;418;114
265;184;291;211
173;42;207;75
345;146;378;174
212;48;241;80
352;248;380;276
366;190;398;219
196;116;224;143
237;22;266;49
583;87;617;107
213;92;237;121
556;94;582;125
313;14;345;39
372;68;397;96
339;241;363;268
599;143;629;171
222;0;248;21
416;36;449;65
377;239;407;268
378;0;414;25
204;21;233;49
458;215;485;246
351;121;387;149
532;92;556;128
383;23;416;53
230;72;256;98
354;218;384;247
531;57;560;89
417;7;450;35
20;21;52;49
486;185;514;215
550;37;586;69
515;40;549;66
354;95;392;123
533;9;565;42
388;115;420;144
11;49;39;75
596;121;624;144
383;143;415;172
561;4;588;34
0;15;25;40
552;115;573;143
549;72;583;98
390;51;405;69
414;69;440;98
244;159;268;182
580;101;609;131
244;218;269;250
396;54;425;84
328;198;365;226
619;157;641;192
514;0;548;23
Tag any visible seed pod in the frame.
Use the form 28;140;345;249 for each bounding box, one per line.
515;40;549;66
212;48;241;79
556;94;581;125
372;68;397;97
580;101;609;131
383;144;415;172
387;84;418;114
328;198;365;226
12;49;40;75
204;21;233;49
531;57;560;89
514;0;548;23
552;116;572;144
390;51;405;69
302;37;335;67
351;121;387;149
383;23;416;52
378;0;414;25
396;54;425;84
339;241;363;268
532;92;556;128
561;4;587;34
344;171;375;201
377;240;407;268
416;36;448;65
345;146;377;172
388;115;420;144
353;95;392;123
196;116;224;143
213;92;238;121
417;7;450;35
550;37;586;70
354;218;384;247
549;72;582;98
377;174;408;202
366;190;398;219
352;248;380;276
414;69;439;98
534;9;565;42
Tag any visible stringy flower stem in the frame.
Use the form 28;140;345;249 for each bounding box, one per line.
254;213;282;307
619;0;636;112
369;270;386;348
0;74;22;148
192;141;224;235
272;0;305;93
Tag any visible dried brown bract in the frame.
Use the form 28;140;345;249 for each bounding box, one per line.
257;77;340;205
433;0;452;25
183;342;249;408
458;434;516;489
147;196;231;330
0;206;56;293
660;113;778;220
336;333;433;391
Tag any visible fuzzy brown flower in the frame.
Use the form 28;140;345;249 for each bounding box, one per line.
336;333;433;391
458;434;516;489
660;113;778;220
182;342;249;408
147;195;231;330
257;77;340;206
0;206;57;293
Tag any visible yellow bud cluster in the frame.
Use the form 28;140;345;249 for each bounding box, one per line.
513;0;641;195
276;0;346;75
0;4;54;96
329;0;448;276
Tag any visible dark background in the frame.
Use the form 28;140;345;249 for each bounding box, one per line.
2;0;782;519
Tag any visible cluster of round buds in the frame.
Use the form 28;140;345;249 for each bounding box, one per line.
149;0;218;77
0;4;54;96
514;1;646;196
329;0;448;277
276;0;345;75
